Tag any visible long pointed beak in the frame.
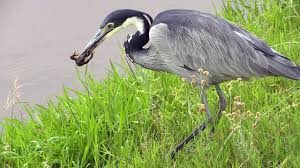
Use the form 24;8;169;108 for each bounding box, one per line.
71;29;107;66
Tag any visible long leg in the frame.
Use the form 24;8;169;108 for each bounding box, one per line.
171;85;227;159
171;121;206;159
201;88;214;125
210;84;227;133
215;85;227;123
171;88;212;159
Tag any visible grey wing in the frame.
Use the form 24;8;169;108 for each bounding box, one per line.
149;10;298;82
226;21;296;67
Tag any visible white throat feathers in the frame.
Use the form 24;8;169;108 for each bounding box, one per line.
122;17;145;33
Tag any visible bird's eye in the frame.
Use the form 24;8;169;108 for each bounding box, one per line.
107;23;114;29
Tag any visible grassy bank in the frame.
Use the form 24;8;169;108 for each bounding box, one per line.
1;0;300;167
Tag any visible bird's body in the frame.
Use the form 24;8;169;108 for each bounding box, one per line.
127;9;300;85
71;9;300;158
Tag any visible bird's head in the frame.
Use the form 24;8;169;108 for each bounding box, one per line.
71;9;152;66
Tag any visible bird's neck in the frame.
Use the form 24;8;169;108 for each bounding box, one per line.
123;14;165;71
127;14;152;50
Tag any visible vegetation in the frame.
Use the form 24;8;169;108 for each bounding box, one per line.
1;0;299;167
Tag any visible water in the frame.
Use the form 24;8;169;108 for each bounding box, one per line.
0;0;222;119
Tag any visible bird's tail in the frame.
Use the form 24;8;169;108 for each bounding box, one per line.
269;61;300;80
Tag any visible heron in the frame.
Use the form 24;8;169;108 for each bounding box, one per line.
71;9;300;158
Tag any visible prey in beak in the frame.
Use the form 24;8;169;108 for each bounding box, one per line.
70;51;94;66
70;28;109;66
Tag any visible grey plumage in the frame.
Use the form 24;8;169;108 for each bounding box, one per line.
131;9;300;84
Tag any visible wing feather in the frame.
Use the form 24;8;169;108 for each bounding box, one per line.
150;10;269;80
149;10;297;82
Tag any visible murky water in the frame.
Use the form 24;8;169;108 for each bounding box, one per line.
0;0;222;119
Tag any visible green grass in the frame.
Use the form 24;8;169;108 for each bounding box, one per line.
1;0;300;167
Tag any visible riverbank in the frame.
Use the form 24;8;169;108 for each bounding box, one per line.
1;0;300;167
